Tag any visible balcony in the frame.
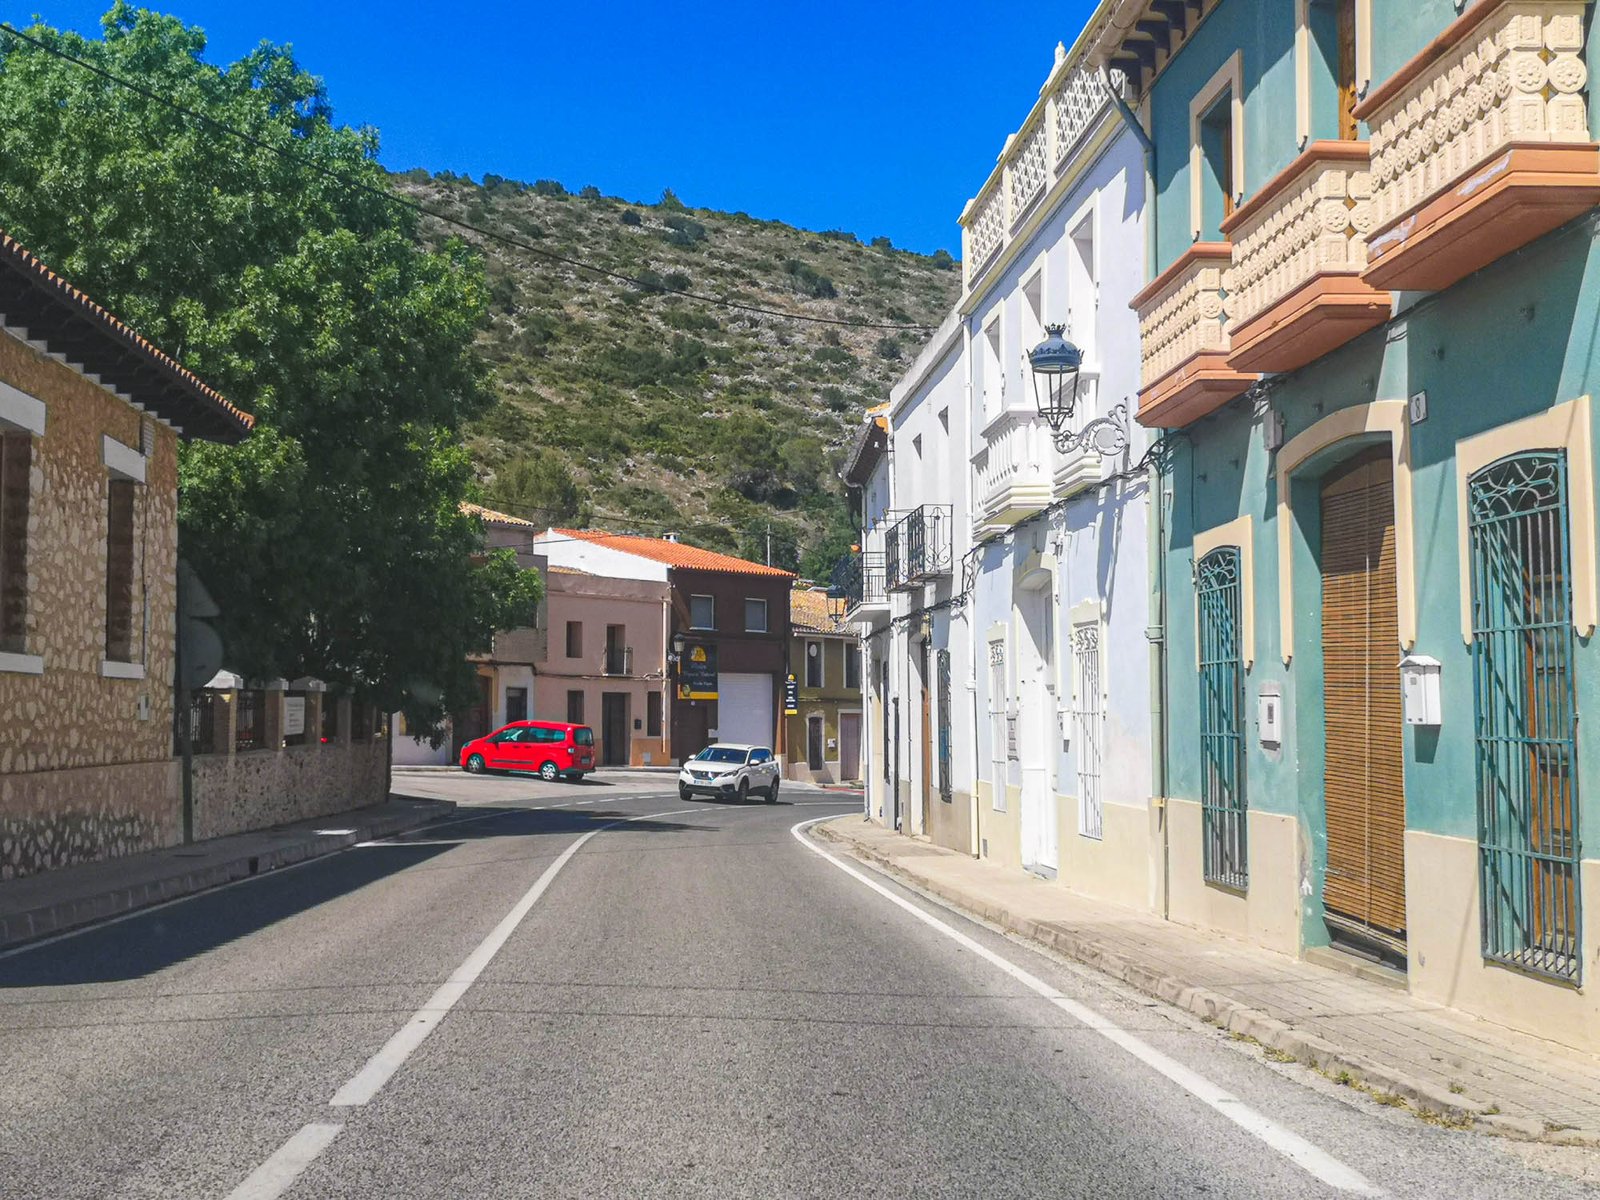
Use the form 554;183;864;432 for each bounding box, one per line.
1132;244;1254;429
602;645;633;677
1355;0;1600;293
973;376;1102;533
961;63;1123;293
885;505;954;592
830;550;888;624
1223;141;1392;374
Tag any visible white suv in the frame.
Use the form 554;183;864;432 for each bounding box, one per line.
678;743;781;803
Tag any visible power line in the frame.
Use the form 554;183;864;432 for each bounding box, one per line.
0;21;937;333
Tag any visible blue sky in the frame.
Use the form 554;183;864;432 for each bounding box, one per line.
29;1;1099;256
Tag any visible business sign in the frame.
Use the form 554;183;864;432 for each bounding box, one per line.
284;696;306;738
784;673;799;716
677;641;718;701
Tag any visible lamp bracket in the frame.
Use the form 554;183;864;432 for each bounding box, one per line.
1051;402;1130;458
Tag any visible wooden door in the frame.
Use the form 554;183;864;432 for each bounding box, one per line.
839;712;861;781
920;640;933;833
601;692;629;766
1320;448;1407;949
807;715;825;771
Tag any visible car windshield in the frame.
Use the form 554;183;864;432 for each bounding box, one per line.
574;727;594;746
695;747;748;764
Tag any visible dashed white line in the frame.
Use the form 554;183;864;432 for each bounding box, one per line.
222;1122;342;1200
791;816;1383;1197
329;805;695;1107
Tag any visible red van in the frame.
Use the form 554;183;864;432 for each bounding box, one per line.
459;721;595;781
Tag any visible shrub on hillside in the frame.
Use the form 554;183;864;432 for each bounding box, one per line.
579;184;603;200
663;214;707;247
876;336;904;361
931;248;956;270
784;259;837;300
620;209;643;226
533;179;567;198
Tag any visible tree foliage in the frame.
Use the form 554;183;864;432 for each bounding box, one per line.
487;450;589;526
0;4;540;729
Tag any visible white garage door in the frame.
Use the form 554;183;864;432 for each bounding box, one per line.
717;673;774;749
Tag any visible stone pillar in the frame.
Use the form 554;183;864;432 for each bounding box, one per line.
306;692;324;750
263;682;286;751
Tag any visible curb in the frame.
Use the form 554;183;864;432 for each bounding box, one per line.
813;819;1600;1148
0;799;455;953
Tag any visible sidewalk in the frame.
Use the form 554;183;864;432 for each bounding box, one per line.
816;816;1600;1146
0;795;453;952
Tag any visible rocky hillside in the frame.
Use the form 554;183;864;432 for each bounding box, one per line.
393;171;961;576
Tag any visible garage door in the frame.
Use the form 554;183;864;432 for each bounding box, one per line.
717;673;774;749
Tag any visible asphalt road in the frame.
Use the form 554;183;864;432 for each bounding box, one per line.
1;770;1595;1199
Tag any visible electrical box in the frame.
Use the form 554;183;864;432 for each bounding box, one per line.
1258;683;1282;748
1400;655;1442;726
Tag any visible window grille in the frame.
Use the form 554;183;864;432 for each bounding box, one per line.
1073;622;1104;840
0;431;30;653
1197;548;1248;888
176;689;219;755
1469;451;1582;982
936;649;953;803
104;478;136;662
235;689;264;752
988;641;1008;784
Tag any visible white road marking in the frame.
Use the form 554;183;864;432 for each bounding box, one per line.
222;1122;342;1200
791;817;1383;1197
329;805;696;1108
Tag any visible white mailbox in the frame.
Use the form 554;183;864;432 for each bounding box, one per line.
1258;683;1282;748
1400;655;1442;726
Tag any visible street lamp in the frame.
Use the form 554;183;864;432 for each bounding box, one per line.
669;632;687;663
1028;322;1129;458
1028;324;1084;434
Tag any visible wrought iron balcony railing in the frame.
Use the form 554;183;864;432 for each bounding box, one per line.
886;505;954;591
829;550;887;614
602;646;633;676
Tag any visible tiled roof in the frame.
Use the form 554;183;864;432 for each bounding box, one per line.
0;232;252;442
461;501;537;528
554;529;794;578
790;585;849;635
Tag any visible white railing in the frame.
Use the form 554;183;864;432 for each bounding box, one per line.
1010;121;1050;227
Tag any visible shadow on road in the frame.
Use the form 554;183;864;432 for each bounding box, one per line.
0;808;714;989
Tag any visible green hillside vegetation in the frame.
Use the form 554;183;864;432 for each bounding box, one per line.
392;171;962;576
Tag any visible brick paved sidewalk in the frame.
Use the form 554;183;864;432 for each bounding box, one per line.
815;815;1600;1146
0;795;453;952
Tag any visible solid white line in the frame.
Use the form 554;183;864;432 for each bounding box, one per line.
329;805;696;1108
222;1122;342;1200
790;817;1383;1197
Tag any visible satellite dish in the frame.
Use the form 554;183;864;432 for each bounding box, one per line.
177;559;220;619
180;618;224;692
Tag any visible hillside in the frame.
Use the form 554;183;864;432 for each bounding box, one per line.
393;171;962;576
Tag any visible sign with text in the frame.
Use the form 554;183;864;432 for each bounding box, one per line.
784;674;798;715
284;696;306;738
677;642;718;701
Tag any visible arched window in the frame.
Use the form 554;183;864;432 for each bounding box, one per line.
1197;547;1248;888
1468;451;1581;981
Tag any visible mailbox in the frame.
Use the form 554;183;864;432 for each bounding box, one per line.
1258;683;1282;748
1400;655;1442;726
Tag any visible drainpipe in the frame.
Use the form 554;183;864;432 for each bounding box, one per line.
1150;445;1172;919
963;317;982;858
1101;66;1157;284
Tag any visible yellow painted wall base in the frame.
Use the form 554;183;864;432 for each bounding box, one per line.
974;781;1023;870
1166;798;1302;955
928;792;973;855
1055;797;1158;913
1406;830;1600;1054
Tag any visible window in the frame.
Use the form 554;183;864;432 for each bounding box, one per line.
646;689;662;738
1072;622;1103;840
982;317;1003;420
567;689;585;724
565;620;583;659
604;624;628;674
845;644;861;690
505;687;528;724
574;726;594;746
1469;451;1582;982
1190;53;1243;240
743;598;767;633
0;431;30;654
690;594;715;630
104;478;136;662
752;748;772;765
1021;268;1045;367
1197;548;1247;888
805;640;824;688
1067;211;1098;362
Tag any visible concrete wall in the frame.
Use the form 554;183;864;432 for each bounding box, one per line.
0;326;181;880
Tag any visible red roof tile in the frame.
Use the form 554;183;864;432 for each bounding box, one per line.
461;501;537;528
554;529;795;578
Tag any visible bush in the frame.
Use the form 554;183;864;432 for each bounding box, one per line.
533;179;567;197
931;248;956;270
579;184;603;200
663;214;707;247
662;271;692;292
871;235;893;251
784;259;837;300
487;450;586;524
658;187;687;211
813;345;853;366
620;209;643;226
876;336;904;361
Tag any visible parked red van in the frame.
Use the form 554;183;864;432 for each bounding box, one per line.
459;721;595;781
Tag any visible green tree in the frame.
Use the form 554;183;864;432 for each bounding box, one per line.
0;5;541;731
487;451;589;525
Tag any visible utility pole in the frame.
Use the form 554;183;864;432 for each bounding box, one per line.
766;522;772;567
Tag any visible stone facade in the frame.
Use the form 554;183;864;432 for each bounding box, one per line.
0;326;179;880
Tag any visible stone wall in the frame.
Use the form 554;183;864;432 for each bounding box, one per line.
0;326;181;879
192;737;390;841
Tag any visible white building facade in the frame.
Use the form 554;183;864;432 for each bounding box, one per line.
848;41;1160;910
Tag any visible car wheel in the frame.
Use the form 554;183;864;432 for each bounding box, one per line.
539;760;560;782
679;784;692;801
766;779;779;804
465;753;486;774
738;778;750;804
